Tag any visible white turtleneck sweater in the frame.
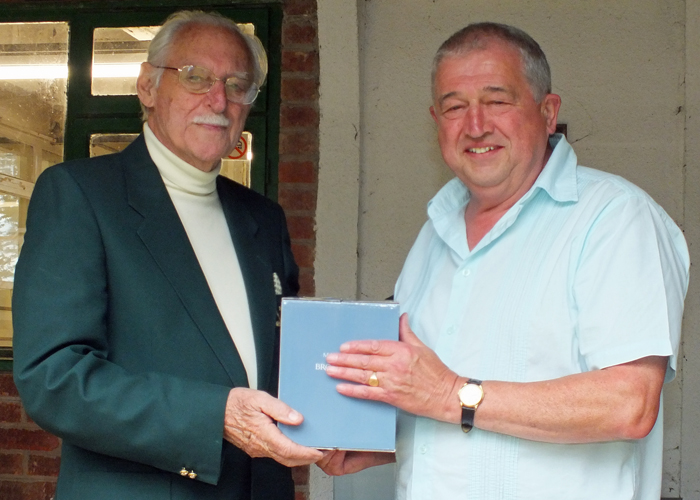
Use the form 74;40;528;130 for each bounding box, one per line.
143;123;257;390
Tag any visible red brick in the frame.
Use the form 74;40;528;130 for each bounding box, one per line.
292;464;310;484
283;0;317;16
0;402;21;423
279;131;318;156
0;480;56;500
281;77;318;102
278;186;316;212
294;491;308;500
28;454;61;477
283;23;316;45
286;216;315;240
281;105;319;129
291;243;314;269
279;161;316;184
282;50;318;73
0;452;23;475
298;269;315;297
0;429;60;452
0;374;18;398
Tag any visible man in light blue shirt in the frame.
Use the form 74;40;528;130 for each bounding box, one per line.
319;22;689;499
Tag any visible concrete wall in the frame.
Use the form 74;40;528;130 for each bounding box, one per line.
682;0;700;497
315;0;361;300
316;0;697;498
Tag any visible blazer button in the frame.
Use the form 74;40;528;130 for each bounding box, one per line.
180;468;189;477
188;471;198;479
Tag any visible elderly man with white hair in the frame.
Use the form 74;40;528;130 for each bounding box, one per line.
12;10;321;500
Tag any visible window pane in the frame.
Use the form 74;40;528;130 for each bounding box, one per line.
91;23;257;97
0;22;68;179
92;26;159;96
0;192;26;349
221;131;252;187
0;22;68;349
90;133;139;157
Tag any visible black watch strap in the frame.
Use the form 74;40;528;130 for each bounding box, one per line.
460;378;482;433
461;407;476;433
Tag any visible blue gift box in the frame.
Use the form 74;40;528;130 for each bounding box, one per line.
278;298;399;451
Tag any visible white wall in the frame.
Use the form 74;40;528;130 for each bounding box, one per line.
316;0;697;497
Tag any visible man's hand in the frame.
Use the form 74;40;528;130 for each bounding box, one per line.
325;313;669;443
317;450;396;476
224;388;323;467
325;313;462;423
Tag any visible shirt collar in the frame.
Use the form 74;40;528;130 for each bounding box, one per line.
530;133;579;204
426;133;579;257
428;133;579;219
427;178;470;258
143;122;220;196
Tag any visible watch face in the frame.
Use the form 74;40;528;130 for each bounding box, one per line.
459;383;483;407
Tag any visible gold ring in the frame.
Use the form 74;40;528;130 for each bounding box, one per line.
368;371;379;387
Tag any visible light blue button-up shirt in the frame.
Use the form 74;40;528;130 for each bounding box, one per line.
394;134;689;500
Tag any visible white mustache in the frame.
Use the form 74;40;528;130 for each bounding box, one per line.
193;114;231;127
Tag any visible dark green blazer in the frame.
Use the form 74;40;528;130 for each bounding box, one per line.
12;136;296;499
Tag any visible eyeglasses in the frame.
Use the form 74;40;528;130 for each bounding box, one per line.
154;65;260;105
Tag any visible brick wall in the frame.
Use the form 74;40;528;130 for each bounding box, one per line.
279;0;319;498
279;0;319;299
0;373;60;499
0;0;320;498
279;0;319;500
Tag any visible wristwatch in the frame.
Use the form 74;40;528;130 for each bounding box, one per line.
457;378;484;433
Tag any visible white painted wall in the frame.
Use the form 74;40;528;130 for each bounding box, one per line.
316;0;698;498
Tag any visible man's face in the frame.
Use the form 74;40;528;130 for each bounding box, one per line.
430;41;560;199
137;25;252;172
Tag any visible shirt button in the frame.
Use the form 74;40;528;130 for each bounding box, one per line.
420;445;428;454
446;326;455;336
462;269;471;276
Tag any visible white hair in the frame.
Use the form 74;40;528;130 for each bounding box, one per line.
140;10;268;118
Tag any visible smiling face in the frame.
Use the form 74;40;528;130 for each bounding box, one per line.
430;39;560;204
137;24;253;172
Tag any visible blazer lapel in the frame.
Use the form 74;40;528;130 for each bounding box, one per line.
121;136;249;388
217;178;277;393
